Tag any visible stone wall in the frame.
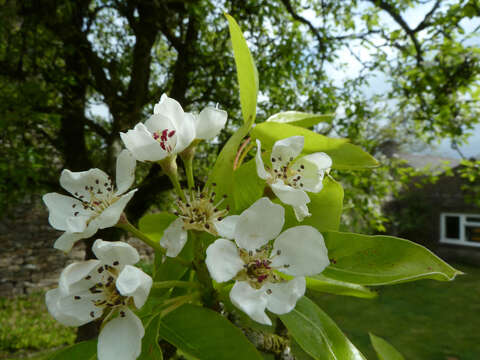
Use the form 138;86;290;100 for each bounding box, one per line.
0;196;153;297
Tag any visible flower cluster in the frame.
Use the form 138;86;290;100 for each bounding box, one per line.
42;93;333;359
206;197;329;325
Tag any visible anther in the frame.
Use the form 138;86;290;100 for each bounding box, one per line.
120;311;126;318
85;275;91;280
90;311;95;318
74;212;79;216
74;296;81;300
113;261;119;266
266;289;272;295
72;204;76;208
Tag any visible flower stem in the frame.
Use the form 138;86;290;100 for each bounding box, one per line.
159;156;186;202
184;155;195;190
160;292;200;317
152;280;201;290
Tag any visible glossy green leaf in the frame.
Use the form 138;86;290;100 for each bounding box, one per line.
280;297;366;360
159;304;262;360
138;212;177;243
306;274;377;299
322;231;462;285
139;315;163;360
369;333;405;360
251;122;378;169
283;176;343;232
225;14;258;126
233;157;265;212
207;123;251;209
266;111;334;128
47;339;97;360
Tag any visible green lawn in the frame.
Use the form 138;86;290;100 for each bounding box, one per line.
0;293;75;360
309;263;480;360
1;263;478;359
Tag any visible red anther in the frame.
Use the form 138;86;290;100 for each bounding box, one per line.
93;201;100;206
153;132;160;140
160;142;166;150
168;130;176;137
255;260;261;267
257;275;268;282
262;260;270;267
162;129;168;136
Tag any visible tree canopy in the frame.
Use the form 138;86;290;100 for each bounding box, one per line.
1;0;479;230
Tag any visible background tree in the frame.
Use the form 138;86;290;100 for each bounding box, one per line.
1;0;479;230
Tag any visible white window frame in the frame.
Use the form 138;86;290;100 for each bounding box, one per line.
440;212;480;248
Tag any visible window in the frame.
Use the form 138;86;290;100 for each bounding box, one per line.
440;213;480;247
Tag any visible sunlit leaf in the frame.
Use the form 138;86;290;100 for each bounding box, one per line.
322;231;462;285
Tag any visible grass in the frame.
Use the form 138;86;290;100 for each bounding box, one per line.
0;293;75;360
1;263;478;359
309;263;480;360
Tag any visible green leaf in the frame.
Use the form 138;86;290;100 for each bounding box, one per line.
306;274;377;299
266;111;334;128
322;231;462;285
159;304;263;360
369;333;405;360
47;339;97;360
251;122;378;169
138;212;177;243
280;297;366;360
283;176;343;232
225;14;258;126
207;123;251;209
139;315;163;360
233;157;265;212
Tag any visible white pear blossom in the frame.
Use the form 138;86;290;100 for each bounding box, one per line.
205;197;329;325
160;185;229;257
43;150;137;252
255;136;332;221
120;94;227;162
46;239;152;360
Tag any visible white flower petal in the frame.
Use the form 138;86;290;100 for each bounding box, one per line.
234;197;285;251
98;308;144;360
255;140;272;181
55;290;103;325
293;204;311;222
301;152;332;171
60;168;110;202
115;150;136;195
271;226;329;277
175;112;196;153
95;189;137;229
215;215;240;239
291;153;331;193
270;181;310;207
205;239;244;283
153;94;195;153
53;223;98;252
144;113;176;134
230;281;271;326
265;277;306;315
195;107;228;140
120;123;167;162
154;94;184;121
46;288;91;327
159;218;188;257
58;260;100;294
271;136;304;168
92;239;140;266
116;265;152;309
43;193;90;232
